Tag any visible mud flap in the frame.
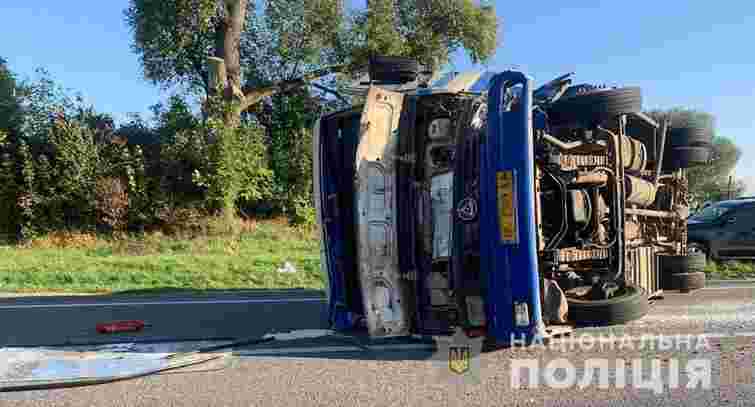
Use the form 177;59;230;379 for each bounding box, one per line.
355;87;411;337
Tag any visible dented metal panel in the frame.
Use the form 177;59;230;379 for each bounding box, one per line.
355;87;410;337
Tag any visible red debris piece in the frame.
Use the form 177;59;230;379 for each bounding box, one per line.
96;320;147;334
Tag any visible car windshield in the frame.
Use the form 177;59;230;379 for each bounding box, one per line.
689;203;732;222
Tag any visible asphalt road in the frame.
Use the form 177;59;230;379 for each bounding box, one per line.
2;286;755;406
0;289;328;346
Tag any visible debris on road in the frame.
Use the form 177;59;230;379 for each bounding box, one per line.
277;261;297;274
263;329;334;341
0;346;225;392
0;329;336;392
93;343;138;353
96;320;148;334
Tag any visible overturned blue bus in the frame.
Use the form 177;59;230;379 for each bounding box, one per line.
313;62;710;346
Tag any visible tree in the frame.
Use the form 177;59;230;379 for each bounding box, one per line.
648;108;744;207
0;57;22;137
353;0;498;72
126;0;346;125
10;68;109;143
126;0;499;220
124;0;499;125
687;136;744;205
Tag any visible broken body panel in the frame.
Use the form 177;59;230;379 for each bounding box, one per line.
354;88;411;337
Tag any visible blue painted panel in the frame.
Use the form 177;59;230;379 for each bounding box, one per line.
319;113;362;331
481;71;543;344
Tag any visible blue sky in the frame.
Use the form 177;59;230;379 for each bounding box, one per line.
2;1;755;183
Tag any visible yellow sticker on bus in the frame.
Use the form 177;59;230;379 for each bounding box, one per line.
496;170;518;243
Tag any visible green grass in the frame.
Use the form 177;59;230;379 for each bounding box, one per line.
704;260;755;280
0;221;325;294
7;219;755;295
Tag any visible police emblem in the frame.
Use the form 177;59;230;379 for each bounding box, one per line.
448;345;471;374
432;327;483;383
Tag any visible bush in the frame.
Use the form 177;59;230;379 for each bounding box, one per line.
0;144;18;239
38;114;99;229
95;177;129;231
0;108;155;239
155;205;206;236
0;69;329;237
158;124;212;204
16;140;36;240
267;93;315;225
25;231;98;249
191;95;275;215
289;195;316;226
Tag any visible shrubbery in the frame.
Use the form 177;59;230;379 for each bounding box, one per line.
261;91;322;226
0;72;318;242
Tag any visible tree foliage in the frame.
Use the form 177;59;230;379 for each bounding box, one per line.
124;0;500;222
648;108;744;206
146;95;273;218
0;70;150;238
0;2;504;239
0;57;23;137
126;0;345;108
125;0;499;104
687;136;744;205
125;0;219;93
351;0;498;71
0;146;18;238
266;90;316;223
190;115;274;214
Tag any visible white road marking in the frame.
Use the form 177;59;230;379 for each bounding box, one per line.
647;302;754;311
700;286;755;290
236;346;364;355
641;313;754;322
264;330;335;341
0;297;326;310
0;286;748;309
550;331;755;346
367;343;435;351
235;343;435;356
236;342;435;356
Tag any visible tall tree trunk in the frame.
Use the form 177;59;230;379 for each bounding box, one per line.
222;0;245;99
207;0;247;128
206;0;344;126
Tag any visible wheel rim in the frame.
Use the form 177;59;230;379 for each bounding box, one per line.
688;244;707;258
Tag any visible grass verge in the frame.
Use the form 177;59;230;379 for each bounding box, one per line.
8;219;754;295
704;260;755;280
0;219;324;294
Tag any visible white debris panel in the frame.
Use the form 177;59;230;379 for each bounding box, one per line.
0;342;227;392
